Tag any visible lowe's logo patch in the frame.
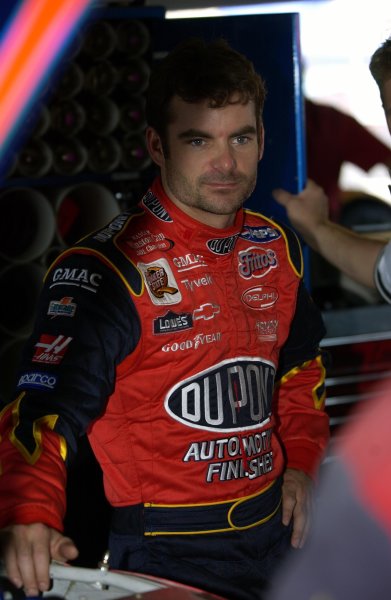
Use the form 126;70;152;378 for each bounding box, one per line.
154;310;193;334
165;357;275;432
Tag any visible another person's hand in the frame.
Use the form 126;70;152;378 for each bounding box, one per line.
281;468;313;549
0;523;78;597
273;180;330;249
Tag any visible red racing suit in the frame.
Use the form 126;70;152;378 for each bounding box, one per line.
0;177;329;532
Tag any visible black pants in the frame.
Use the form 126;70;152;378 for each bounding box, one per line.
108;483;293;600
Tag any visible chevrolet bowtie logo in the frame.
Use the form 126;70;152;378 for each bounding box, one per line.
193;303;220;321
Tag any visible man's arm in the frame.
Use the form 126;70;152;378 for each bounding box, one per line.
0;249;141;594
281;468;313;549
274;299;328;550
273;180;386;288
0;524;78;597
272;224;329;549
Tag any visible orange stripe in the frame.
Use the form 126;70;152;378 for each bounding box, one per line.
0;0;92;147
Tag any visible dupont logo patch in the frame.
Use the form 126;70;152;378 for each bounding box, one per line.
207;235;238;255
165;357;275;432
142;191;172;222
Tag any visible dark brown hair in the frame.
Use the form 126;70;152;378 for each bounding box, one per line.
145;37;266;146
369;36;391;96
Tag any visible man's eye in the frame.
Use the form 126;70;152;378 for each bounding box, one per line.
190;138;204;146
234;136;249;144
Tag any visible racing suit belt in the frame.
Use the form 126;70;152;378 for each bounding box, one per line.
111;478;282;536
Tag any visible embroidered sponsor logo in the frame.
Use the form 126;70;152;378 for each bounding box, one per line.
241;286;278;310
238;247;277;279
138;258;182;305
17;371;57;390
127;229;174;256
240;225;281;243
47;297;77;318
165;357;275;432
153;310;193;334
193;303;220;321
49;268;102;293
93;213;130;242
142;191;172;222
32;334;72;365
256;319;278;341
207;235;239;255
183;430;274;482
162;332;221;352
172;253;208;272
181;274;213;291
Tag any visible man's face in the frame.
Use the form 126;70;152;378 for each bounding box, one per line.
147;95;264;229
382;78;391;136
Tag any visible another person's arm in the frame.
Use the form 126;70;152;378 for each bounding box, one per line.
273;180;386;288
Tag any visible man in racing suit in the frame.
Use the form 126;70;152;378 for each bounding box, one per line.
0;38;329;600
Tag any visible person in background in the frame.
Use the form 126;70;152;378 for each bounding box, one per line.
0;38;329;600
274;36;391;304
305;97;391;222
267;378;391;600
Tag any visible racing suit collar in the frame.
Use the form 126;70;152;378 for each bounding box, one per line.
148;177;244;256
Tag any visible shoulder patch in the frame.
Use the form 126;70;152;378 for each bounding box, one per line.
243;210;303;277
47;210;145;296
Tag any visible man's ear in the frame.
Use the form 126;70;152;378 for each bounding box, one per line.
146;126;165;167
258;124;265;161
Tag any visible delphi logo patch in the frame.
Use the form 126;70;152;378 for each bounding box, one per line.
138;258;182;305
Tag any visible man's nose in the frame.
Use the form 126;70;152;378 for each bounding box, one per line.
211;143;236;172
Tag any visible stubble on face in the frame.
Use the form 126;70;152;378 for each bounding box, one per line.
163;159;258;219
157;97;262;227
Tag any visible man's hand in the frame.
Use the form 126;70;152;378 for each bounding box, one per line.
273;180;330;249
281;468;313;549
0;523;78;597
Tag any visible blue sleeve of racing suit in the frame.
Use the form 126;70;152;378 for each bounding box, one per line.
13;251;141;465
